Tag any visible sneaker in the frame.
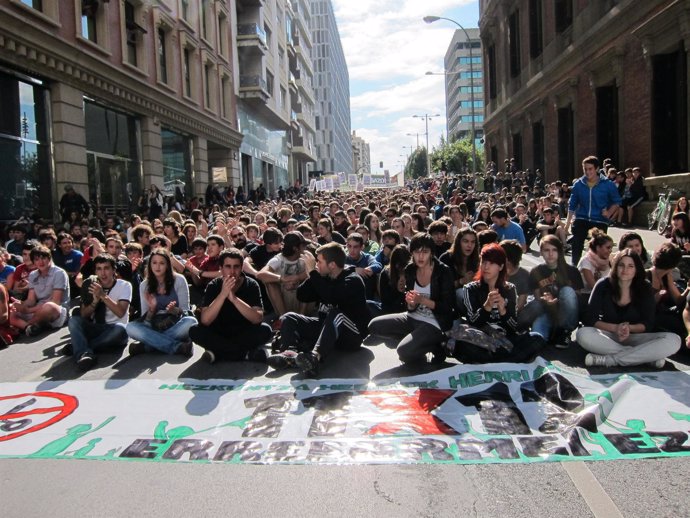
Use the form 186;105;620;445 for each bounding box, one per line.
59;343;74;356
128;341;146;356
585;353;615;368
177;340;194;357
554;332;573;350
76;352;96;372
25;324;44;337
650;359;666;369
295;351;319;377
267;350;298;370
246;348;268;363
201;349;216;364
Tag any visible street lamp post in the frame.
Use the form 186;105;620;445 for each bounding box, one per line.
412;114;439;177
424;15;478;175
406;133;421;148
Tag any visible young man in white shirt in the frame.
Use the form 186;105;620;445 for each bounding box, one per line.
67;254;132;371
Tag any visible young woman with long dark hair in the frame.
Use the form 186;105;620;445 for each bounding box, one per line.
126;249;197;356
577;249;680;368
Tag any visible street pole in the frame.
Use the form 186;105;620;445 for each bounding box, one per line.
406;133;421;148
413;114;439;177
424;16;478;175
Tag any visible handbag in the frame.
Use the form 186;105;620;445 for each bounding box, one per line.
445;321;514;354
148;311;182;332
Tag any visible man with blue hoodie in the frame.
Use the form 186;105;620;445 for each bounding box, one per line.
564;156;621;265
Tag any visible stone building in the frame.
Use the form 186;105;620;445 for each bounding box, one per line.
480;0;690;182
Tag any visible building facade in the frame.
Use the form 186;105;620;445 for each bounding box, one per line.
235;0;316;197
0;0;244;221
480;0;690;182
444;28;483;143
351;130;370;174
310;0;352;174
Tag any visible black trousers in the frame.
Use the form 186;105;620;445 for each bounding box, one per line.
189;323;272;361
280;308;362;360
454;332;546;364
571;219;608;266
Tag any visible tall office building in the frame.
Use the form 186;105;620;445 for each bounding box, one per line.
310;0;353;174
444;28;483;143
351;131;370;174
0;0;243;221
480;0;689;181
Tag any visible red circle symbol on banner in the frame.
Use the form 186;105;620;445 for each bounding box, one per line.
0;391;78;442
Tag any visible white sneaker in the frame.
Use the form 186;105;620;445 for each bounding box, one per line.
585;353;615;367
650;359;666;369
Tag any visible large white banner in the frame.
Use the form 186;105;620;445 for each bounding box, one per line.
1;359;690;464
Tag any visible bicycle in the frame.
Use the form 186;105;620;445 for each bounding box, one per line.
648;185;684;235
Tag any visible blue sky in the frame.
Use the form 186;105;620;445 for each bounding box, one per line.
333;0;480;176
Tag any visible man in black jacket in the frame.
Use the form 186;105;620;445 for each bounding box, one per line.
267;242;370;376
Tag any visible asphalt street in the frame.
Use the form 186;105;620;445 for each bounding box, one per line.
1;225;689;518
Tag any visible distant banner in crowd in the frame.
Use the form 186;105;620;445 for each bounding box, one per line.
2;359;690;465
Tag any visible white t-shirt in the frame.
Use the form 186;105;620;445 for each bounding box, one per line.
103;279;132;325
408;281;440;329
266;254;307;277
577;255;610;294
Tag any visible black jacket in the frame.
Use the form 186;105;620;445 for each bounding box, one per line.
297;266;370;334
404;257;456;331
461;280;519;335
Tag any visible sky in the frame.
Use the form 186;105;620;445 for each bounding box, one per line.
332;0;480;176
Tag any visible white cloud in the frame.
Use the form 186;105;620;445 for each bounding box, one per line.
332;0;478;174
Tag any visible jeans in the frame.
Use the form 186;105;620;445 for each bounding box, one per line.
368;312;445;364
126;316;198;354
571;219;608;266
189;323;272;361
68;315;128;359
576;327;681;366
531;287;580;340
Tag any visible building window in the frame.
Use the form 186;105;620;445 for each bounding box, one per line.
81;0;98;43
84;101;142;212
204;63;212;108
220;74;230;119
460;71;482;79
180;0;188;21
162;128;193;197
21;0;42;9
529;0;543;58
217;13;228;58
201;0;209;39
183;48;192;97
265;25;272;48
266;71;274;97
0;71;52;220
157;28;168;84
487;43;497;99
280;86;286;110
508;10;521;77
458;56;481;65
124;1;147;68
459;86;483;94
459;101;483;109
555;0;573;33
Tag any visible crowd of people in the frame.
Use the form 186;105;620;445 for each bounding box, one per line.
0;155;688;377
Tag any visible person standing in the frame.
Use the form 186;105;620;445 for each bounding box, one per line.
564;156;621;265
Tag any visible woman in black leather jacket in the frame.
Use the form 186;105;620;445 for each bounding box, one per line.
368;233;455;364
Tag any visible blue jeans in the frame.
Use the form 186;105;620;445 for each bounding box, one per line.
531;286;579;340
126;316;198;354
68;315;128;359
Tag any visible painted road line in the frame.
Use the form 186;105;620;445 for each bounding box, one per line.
562;461;624;518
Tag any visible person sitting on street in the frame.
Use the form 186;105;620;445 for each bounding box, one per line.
578;228;613;294
189;248;272;363
126;249;197;357
500;239;531;312
490;207;527;252
9;245;70;337
6;240;38;302
368;233;455;365
373;244;411;317
646;242;689;337
67;254;131;371
374;229;402;268
183;234;223;289
345;232;382;300
428;220;451;259
577;249;681;368
257;231;314;318
268;242;370;377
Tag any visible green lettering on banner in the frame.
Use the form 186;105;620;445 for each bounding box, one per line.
449;373;468;389
467;371;483;387
483;371;505;383
503;371;524;383
158;384;183;390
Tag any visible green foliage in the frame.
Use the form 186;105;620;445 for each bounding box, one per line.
430;136;484;174
405;147;428;179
